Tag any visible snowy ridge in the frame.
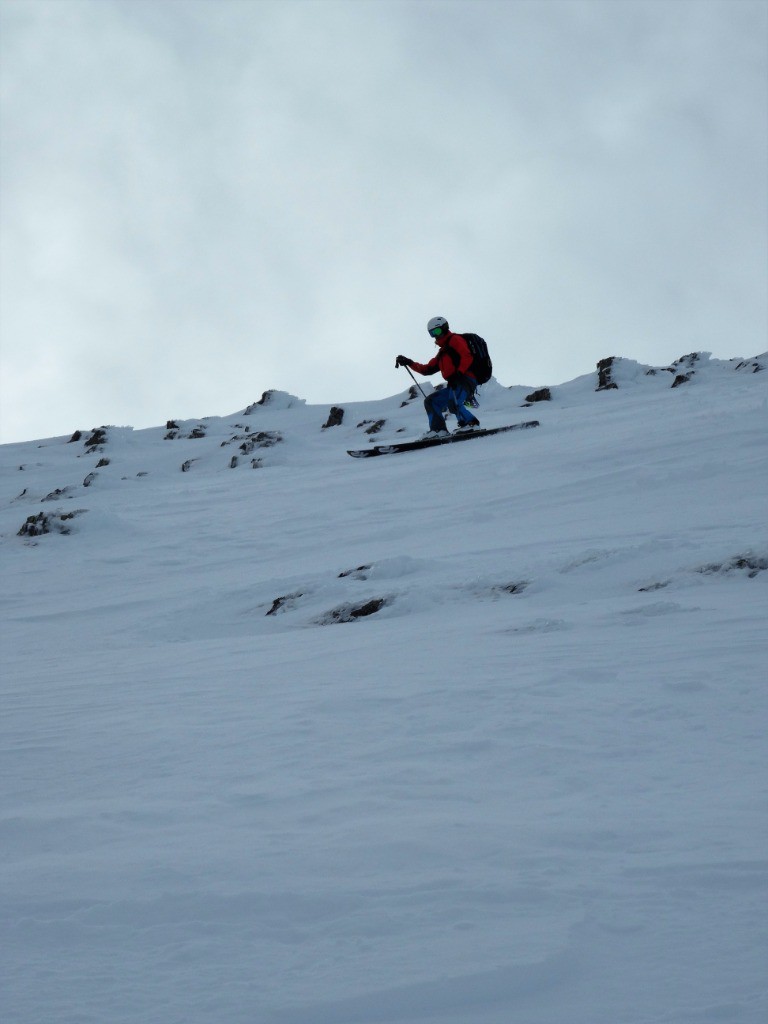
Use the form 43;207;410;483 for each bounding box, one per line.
2;351;768;1024
3;350;765;518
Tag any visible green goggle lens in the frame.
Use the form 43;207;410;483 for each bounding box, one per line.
429;326;444;337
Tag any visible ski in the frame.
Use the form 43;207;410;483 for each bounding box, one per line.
347;420;539;458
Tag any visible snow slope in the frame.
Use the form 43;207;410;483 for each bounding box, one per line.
2;352;767;1024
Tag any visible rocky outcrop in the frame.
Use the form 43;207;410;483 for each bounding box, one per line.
322;407;345;429
84;428;109;451
735;358;763;373
524;388;551;405
358;419;386;435
42;486;76;501
266;592;304;616
165;423;207;440
596;357;619;391
317;597;389;624
696;554;767;578
338;565;371;580
18;509;85;537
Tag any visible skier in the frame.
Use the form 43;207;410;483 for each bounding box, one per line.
396;317;481;438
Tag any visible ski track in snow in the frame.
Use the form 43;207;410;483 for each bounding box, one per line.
1;355;767;1023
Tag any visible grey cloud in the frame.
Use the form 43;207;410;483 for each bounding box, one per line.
1;0;766;441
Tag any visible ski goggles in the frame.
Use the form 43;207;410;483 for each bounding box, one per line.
429;326;445;338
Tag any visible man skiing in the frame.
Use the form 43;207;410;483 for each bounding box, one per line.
396;316;481;438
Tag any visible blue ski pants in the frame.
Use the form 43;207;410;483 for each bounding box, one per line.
424;376;479;432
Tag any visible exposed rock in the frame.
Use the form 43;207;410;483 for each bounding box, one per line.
266;592;304;616
84;427;108;450
696;555;767;578
596;357;619;391
318;597;389;624
322;407;345;429
244;390;288;413
19;513;50;537
251;431;281;449
42;486;75;502
96;458;110;468
338;564;371;579
83;473;97;487
666;353;701;388
225;430;286;454
400;386;420;407
640;555;768;589
357;419;386;435
68;430;83;443
524;388;551;405
675;352;701;370
165;424;206;440
735;359;763;373
181;459;198;473
491;581;530;596
18;509;85;537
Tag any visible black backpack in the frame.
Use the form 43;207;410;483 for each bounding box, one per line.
462;332;493;385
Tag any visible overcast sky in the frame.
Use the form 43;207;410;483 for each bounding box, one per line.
1;0;766;443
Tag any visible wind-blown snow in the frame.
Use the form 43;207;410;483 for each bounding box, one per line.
2;353;767;1023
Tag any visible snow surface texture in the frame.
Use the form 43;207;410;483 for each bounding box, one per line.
2;352;767;1024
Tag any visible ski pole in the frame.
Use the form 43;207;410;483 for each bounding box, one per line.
403;364;427;400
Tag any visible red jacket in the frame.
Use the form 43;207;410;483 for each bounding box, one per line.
410;332;475;383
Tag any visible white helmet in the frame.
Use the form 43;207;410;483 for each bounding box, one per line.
427;316;448;337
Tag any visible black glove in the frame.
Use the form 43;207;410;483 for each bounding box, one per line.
395;355;413;368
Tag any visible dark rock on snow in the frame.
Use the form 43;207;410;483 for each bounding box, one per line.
318;598;389;624
322;407;345;429
524;388;552;405
596;357;619;392
18;509;85;537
